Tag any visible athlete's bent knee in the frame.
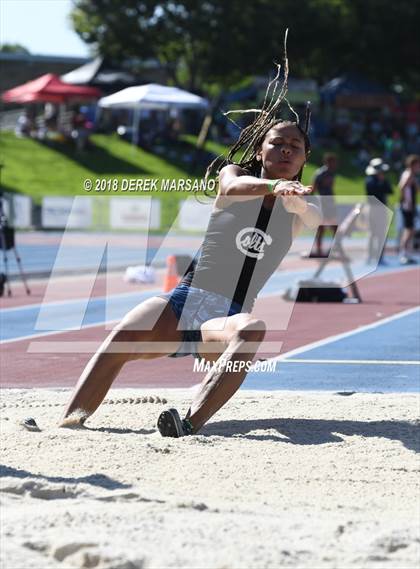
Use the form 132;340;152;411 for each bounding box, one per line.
108;326;153;361
236;318;266;344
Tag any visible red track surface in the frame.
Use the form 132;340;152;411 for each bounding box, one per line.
1;267;418;389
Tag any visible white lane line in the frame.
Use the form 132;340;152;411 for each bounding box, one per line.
271;305;420;362
281;359;420;365
0;288;162;313
0;319;120;345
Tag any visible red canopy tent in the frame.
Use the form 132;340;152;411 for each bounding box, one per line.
2;73;101;104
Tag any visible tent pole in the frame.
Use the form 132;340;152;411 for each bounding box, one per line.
94;104;101;129
133;105;140;147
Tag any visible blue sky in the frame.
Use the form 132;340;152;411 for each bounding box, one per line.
1;0;90;57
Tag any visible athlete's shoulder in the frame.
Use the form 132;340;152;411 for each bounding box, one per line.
219;164;250;178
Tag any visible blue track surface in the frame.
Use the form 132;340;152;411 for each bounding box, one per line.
1;243;176;274
291;309;419;362
243;308;420;393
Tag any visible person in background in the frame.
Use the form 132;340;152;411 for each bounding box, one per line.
311;153;338;257
364;158;393;265
71;109;90;152
15;111;31;137
399;155;420;265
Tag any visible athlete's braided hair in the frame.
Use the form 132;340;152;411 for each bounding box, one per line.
204;30;311;191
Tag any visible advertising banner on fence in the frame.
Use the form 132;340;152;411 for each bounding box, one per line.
109;197;161;230
13;194;32;227
42;197;93;229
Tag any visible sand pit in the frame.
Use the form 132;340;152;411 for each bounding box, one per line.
1;388;419;569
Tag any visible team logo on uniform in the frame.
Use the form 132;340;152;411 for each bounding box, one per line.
235;227;273;260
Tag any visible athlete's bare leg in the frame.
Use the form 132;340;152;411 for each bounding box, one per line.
313;224;338;256
184;313;266;432
60;297;182;426
400;228;414;258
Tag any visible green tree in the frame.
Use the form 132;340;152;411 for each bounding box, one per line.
0;43;30;54
71;0;272;91
70;0;420;90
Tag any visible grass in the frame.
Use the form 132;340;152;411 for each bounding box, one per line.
1;130;401;208
0;132;188;200
0;131;198;228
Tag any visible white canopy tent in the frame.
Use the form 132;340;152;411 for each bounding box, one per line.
98;83;209;144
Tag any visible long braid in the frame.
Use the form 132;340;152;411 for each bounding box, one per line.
203;30;311;194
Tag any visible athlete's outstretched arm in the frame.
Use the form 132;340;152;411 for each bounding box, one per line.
280;193;322;230
218;164;312;203
218;164;273;201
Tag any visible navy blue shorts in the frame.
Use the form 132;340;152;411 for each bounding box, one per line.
158;284;243;360
401;209;415;229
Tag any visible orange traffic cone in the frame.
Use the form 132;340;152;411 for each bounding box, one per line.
162;255;180;292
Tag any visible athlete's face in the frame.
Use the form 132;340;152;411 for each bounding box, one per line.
257;124;307;180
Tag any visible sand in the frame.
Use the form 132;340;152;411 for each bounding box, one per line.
1;388;419;569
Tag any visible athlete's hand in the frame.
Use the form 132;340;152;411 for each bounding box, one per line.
281;194;309;215
273;180;312;196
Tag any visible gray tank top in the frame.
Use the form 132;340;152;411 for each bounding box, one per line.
182;195;294;311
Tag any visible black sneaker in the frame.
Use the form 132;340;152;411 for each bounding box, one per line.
157;408;193;438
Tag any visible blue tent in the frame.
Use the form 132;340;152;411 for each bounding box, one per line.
320;75;391;105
